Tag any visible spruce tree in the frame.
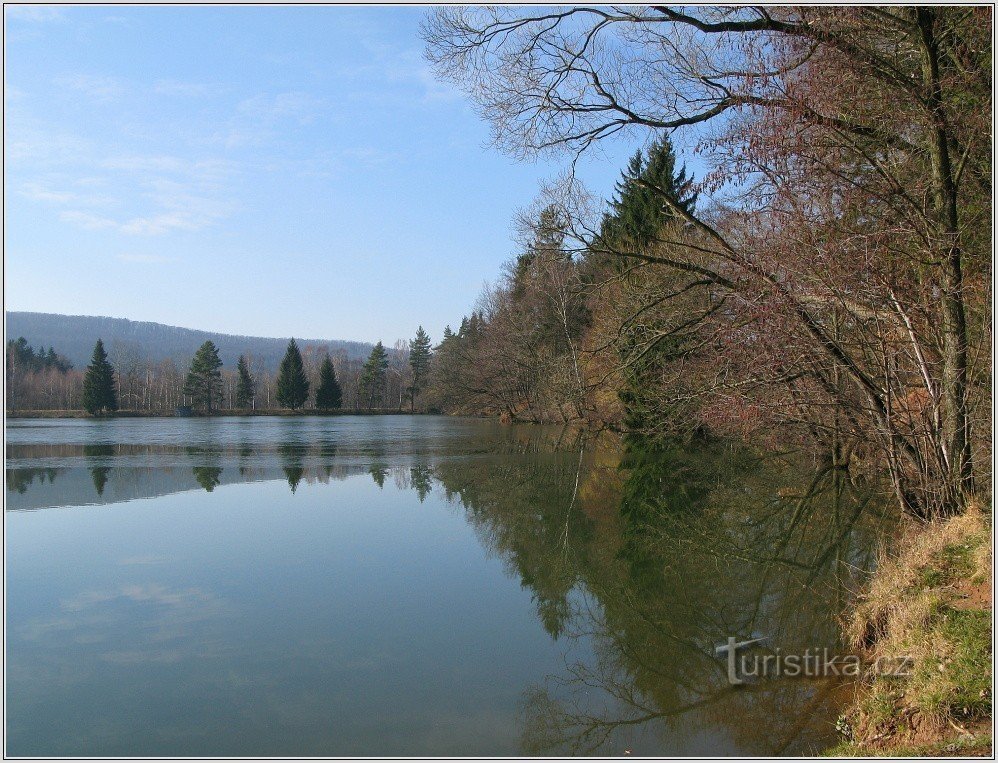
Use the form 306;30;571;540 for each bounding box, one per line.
359;341;389;409
600;135;696;250
184;341;223;413
235;355;255;409
315;355;342;410
276;338;309;410
82;339;118;415
408;326;432;412
597;135;698;433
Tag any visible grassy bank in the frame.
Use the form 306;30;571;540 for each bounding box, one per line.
5;408;432;419
827;503;992;757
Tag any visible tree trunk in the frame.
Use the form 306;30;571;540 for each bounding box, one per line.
917;8;974;516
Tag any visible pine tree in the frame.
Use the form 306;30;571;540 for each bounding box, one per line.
600;135;696;250
276;339;309;410
184;341;223;413
315;355;342;410
597;135;698;433
82;339;118;415
359;341;389;409
235;355;255;409
408;326;432;412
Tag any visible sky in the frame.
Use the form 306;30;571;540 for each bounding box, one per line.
4;5;648;345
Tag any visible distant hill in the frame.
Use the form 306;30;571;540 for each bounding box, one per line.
5;312;373;372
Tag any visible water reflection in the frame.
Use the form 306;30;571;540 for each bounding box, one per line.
6;467;59;494
430;436;888;755
5;417;889;756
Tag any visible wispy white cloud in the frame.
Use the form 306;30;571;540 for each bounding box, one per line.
119;211;211;236
41;155;235;236
238;90;323;124
21;184;77;205
331;47;462;106
116;253;175;264
20;178;117;209
339;146;399;165
385;57;463;104
60;193;231;236
54;73;123;102
59;210;117;230
153;79;213;97
5;6;64;22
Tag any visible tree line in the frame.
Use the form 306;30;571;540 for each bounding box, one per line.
7;327;437;415
422;6;991;520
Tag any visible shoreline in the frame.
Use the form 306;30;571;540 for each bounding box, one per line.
5;409;438;419
826;504;992;756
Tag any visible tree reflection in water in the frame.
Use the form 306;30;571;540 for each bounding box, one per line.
432;433;888;756
5;422;889;754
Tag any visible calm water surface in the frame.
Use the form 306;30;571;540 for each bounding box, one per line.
6;416;888;756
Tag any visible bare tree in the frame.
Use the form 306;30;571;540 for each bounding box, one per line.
424;6;991;518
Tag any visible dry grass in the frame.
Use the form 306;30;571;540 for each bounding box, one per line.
830;501;992;756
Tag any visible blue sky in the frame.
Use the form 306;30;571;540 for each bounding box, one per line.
5;5;650;345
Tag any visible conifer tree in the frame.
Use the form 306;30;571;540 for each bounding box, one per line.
235;355;255;409
408;326;432;412
184;341;223;413
276;339;309;410
598;135;697;431
600;135;696;250
82;339;118;415
315;355;342;410
359;341;389;409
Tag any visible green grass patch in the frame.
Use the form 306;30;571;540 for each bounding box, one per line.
914;607;992;720
920;538;982;588
830;509;992;756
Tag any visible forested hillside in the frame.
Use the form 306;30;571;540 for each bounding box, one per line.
6;312;372;370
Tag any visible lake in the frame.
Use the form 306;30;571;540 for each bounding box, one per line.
5;416;889;756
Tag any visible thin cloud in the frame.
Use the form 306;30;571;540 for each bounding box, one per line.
153;79;213;97
5;6;64;22
60;210;117;230
116;253;175;264
119;212;206;236
54;73;123;102
238;90;323;124
20;179;117;209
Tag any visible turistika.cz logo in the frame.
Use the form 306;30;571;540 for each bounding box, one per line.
715;637;914;686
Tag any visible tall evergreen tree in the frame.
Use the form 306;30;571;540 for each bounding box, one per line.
184;341;223;413
597;136;698;435
315;355;342;410
600;135;696;251
359;341;389;409
82;339;118;415
235;355;255;409
408;326;432;412
276;339;309;410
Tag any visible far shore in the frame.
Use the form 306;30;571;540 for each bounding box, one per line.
5;409;436;419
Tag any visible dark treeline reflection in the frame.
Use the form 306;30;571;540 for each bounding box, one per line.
429;436;890;755
5;423;590;509
7;417;892;755
5;422;888;754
